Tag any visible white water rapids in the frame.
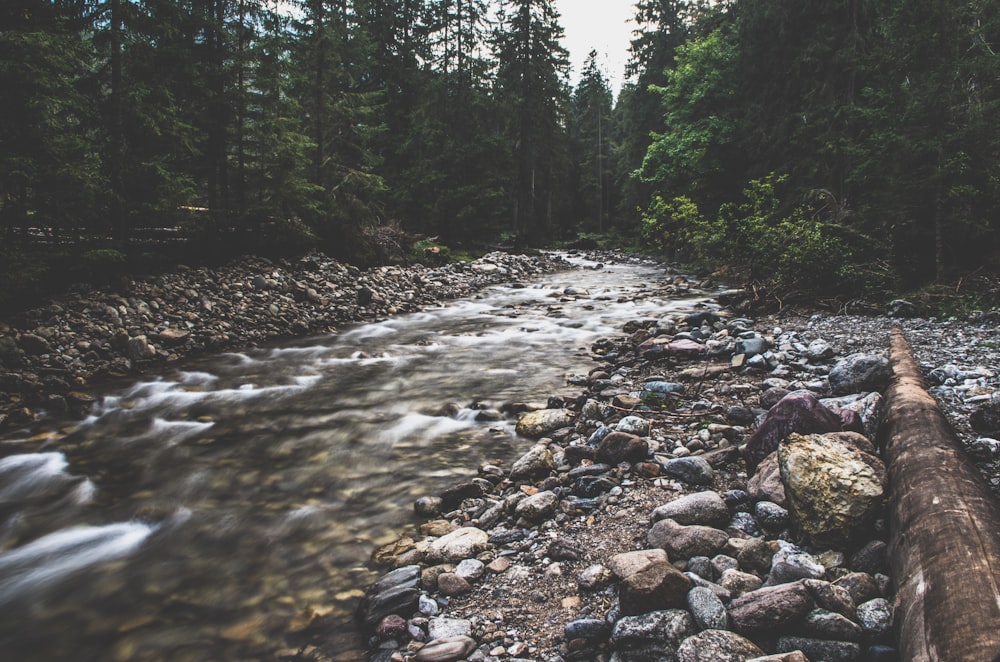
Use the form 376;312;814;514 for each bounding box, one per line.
0;255;715;660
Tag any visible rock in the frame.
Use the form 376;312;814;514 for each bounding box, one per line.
515;490;558;521
828;353;892;395
647;519;728;560
515;408;575;437
616;415;652;436
424;527;489;564
596;432;649;464
856;598;892;637
822;392;883;439
439;481;484;511
736;336;769;358
677;630;765;662
651;491;730;527
509;444;555;479
415;496;443;517
427;617;473;640
760;386;791;410
835;572;880;605
662;456;715;485
747;452;787;506
802;608;864;642
608;549;692;615
767;546;826;585
418;594;440;616
728;512;764;537
887;299;917;318
359;565;421;629
754;500;789;531
565;618;611;643
743;391;864;475
778;433;887;546
775;637;862;662
611;609;696;660
728;581;815;634
803;579;857;619
848;540;887;576
578;564;614;591
806;338;836;361
686;586;729;630
17;333;52;356
737;538;775;576
414;635;477;662
547;538;582;561
157;327;190;344
720;569;764;597
747;654;810;662
454;559;485;582
971;399;1000;435
376;614;409;641
126;334;157;361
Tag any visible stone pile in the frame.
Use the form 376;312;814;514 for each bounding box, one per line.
361;307;905;662
0;251;569;429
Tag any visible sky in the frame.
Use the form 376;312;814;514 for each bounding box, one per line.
554;0;638;96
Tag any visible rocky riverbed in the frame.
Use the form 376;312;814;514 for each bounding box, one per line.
359;280;1000;662
0;251;571;430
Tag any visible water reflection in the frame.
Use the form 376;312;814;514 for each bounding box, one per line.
0;256;712;660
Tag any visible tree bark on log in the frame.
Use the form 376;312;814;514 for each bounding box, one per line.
880;328;1000;662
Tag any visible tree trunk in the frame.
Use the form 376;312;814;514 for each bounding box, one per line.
880;328;1000;662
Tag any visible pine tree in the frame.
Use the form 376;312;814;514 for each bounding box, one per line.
570;50;613;234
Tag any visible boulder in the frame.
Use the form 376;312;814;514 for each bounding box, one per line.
515;490;558;521
509;444;555;479
743;391;864;475
778;433;887;546
424;527;489;564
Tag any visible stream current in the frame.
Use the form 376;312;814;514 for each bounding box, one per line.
0;256;711;661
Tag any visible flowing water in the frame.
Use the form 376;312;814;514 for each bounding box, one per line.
0;255;713;661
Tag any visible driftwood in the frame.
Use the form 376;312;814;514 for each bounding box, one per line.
880;328;1000;662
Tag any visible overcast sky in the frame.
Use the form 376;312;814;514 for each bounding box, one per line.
554;0;638;95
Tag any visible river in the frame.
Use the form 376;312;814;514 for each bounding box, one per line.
0;255;712;661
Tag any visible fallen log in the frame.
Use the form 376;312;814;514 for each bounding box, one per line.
880;328;1000;662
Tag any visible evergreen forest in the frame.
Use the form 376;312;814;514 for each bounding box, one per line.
4;0;1000;307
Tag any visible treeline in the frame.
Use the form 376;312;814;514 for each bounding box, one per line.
3;0;1000;300
1;0;620;266
637;0;1000;294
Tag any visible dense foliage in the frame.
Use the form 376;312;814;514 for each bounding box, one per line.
3;0;1000;304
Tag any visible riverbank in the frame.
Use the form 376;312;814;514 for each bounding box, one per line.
0;251;571;432
359;273;1000;661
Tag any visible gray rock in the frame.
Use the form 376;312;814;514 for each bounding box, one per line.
647;519;729;560
728;512;764;537
418;594;440;616
611;609;696;660
849;540;887;576
711;554;739;577
802;608;864;642
616;415;652;436
509;444;555;479
415;496;443;517
686;556;714;580
767;547;826;585
565;618;612;642
662;456;715;485
454;558;485;582
427;617;473;640
651;491;730;527
515;490;558;521
806;338;836;361
578;564;614;591
686;586;729;630
736;538;775;576
677;630;765;662
829;353;892;395
856;598;892;637
836;572;880;605
754;500;789;530
728;581;815;634
775;636;861;662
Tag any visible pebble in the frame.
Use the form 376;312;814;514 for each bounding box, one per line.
686;586;729;630
661;456;715;485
